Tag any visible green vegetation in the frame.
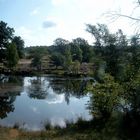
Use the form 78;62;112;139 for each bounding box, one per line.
7;43;19;69
0;21;24;71
1;19;140;140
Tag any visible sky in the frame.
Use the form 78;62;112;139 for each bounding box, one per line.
0;0;139;46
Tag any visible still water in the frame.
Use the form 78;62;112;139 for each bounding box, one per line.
0;75;93;131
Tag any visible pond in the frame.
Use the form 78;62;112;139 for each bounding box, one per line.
0;75;93;131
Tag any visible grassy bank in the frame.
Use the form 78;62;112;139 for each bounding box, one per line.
0;117;125;140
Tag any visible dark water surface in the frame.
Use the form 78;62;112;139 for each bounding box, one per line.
0;75;92;131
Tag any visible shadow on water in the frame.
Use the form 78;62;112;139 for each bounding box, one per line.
27;76;93;104
0;75;93;130
1;75;140;139
0;75;24;119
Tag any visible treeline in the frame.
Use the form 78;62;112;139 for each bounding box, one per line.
0;21;24;69
25;38;94;74
25;24;140;78
1;21;140;139
1;20;140;79
86;24;140;139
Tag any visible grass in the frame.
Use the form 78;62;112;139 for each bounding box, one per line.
0;119;97;140
0;114;137;140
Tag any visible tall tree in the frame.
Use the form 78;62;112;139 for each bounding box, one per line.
0;21;14;61
7;43;19;69
70;43;82;62
51;52;65;68
73;38;92;62
63;48;72;72
12;36;24;58
53;38;70;55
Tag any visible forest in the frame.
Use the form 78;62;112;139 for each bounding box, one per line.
1;16;140;139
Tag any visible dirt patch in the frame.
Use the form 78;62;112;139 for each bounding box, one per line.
9;129;19;139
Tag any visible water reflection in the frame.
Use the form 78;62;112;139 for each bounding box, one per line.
26;76;92;105
26;77;49;99
0;94;16;119
49;77;90;105
0;75;92;130
0;75;23;119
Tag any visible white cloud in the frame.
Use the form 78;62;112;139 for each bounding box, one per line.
15;25;57;46
49;0;136;42
15;26;34;46
15;0;137;46
30;106;40;114
30;8;40;16
16;26;32;40
52;0;68;6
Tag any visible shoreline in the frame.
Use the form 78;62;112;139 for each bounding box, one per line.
0;69;94;77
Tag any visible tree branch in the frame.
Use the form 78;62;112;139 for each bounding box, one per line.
112;13;140;21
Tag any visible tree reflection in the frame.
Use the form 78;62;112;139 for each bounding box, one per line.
26;76;92;104
49;78;89;96
0;75;23;119
0;94;16;119
27;77;49;99
48;77;92;104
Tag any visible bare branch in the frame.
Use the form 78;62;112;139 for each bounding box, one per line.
109;12;140;21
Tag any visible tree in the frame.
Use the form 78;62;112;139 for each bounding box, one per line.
86;24;110;47
105;0;140;31
86;24;129;77
31;53;42;71
53;38;70;55
7;43;19;69
51;52;65;68
89;74;123;119
73;38;92;62
71;60;80;74
70;43;82;62
27;77;48;99
63;49;72;73
12;36;24;58
0;21;14;61
130;35;140;74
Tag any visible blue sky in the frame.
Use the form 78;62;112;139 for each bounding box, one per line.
0;0;138;46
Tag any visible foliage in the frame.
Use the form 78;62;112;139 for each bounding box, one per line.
73;38;93;62
0;21;24;69
12;36;24;58
0;21;14;61
26;46;48;71
89;74;123;118
123;72;140;113
31;53;42;71
70;43;82;62
51;52;65;67
70;60;80;74
6;43;19;69
26;46;48;58
53;38;70;55
63;49;72;72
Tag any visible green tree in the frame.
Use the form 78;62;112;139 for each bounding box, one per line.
31;53;42;71
53;38;70;55
70;43;82;62
7;43;19;69
86;24;129;78
89;74;123;118
123;71;140;114
0;21;14;61
73;38;93;62
71;60;80;74
12;36;24;58
51;52;65;68
63;49;72;73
